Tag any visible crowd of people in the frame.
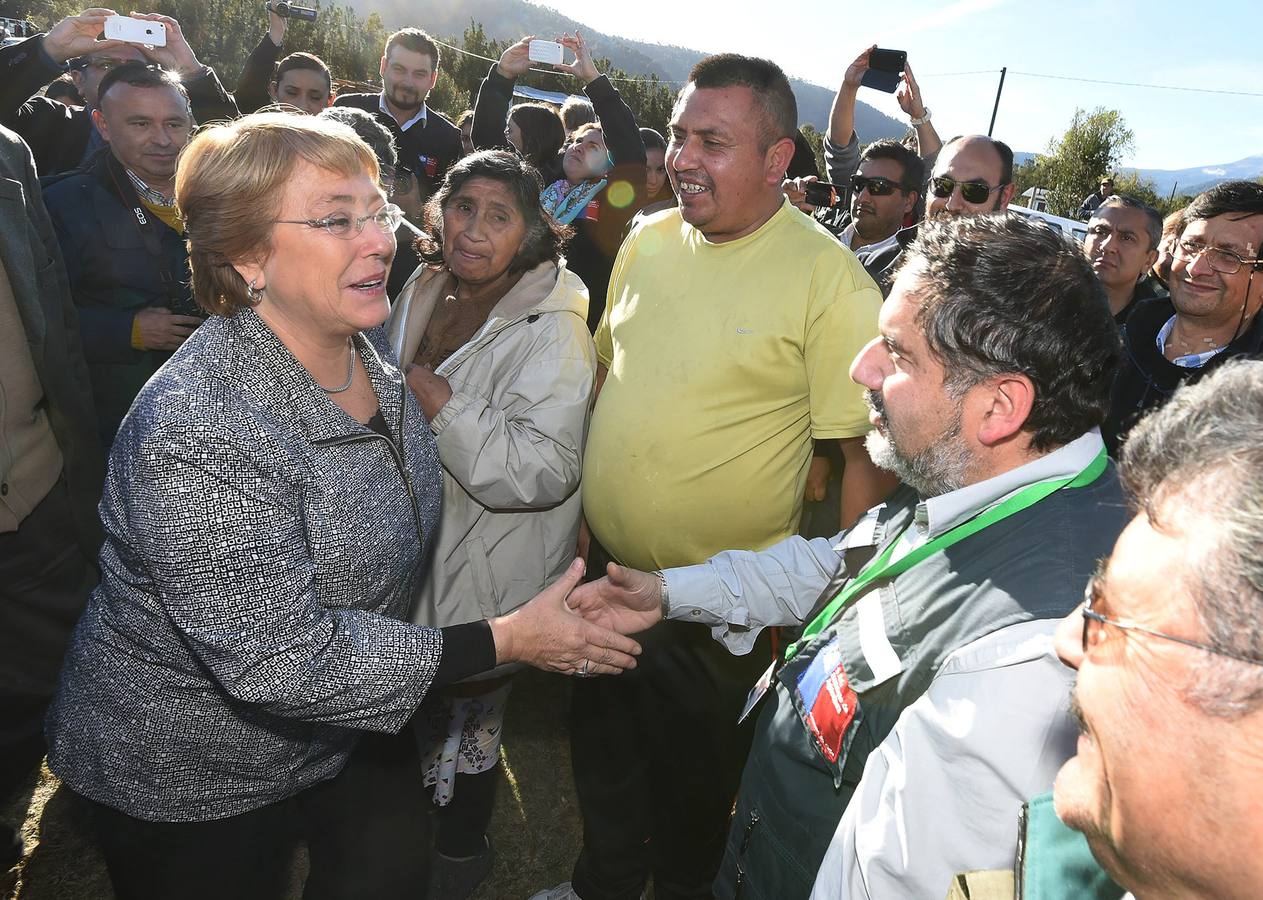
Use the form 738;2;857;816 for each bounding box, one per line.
1;7;1261;900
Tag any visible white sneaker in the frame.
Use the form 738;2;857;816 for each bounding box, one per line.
526;883;583;900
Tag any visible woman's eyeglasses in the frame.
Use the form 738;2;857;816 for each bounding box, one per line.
273;204;405;239
929;176;1005;205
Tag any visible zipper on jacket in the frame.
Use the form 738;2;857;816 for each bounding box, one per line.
1014;800;1030;900
311;384;425;555
733;807;760;899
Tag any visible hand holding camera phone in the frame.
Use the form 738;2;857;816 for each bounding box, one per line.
860;48;907;93
803;181;841;208
102;14;166;47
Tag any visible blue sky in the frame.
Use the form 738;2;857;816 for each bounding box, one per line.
538;0;1262;171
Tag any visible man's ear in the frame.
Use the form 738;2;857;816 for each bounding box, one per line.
766;136;796;186
999;182;1017;208
268;80;280;102
91;107;110;143
974;373;1035;447
903;189;919;217
379;54;387;79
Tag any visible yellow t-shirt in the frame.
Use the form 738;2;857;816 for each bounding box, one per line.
583;199;882;572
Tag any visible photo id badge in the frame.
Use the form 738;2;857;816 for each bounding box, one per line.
739;660;777;724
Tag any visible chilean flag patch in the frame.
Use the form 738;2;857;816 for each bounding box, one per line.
795;637;859;764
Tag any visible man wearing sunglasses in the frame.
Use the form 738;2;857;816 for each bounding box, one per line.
0;9;237;177
853;134;1016;297
815;141;922;259
1103;180;1263;455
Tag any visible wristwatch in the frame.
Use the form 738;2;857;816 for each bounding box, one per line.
909;108;932;126
654;570;670;618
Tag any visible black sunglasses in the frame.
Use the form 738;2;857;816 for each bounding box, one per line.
849;174;902;197
929;175;1005;205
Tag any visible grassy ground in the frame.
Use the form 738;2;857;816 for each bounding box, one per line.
2;669;583;900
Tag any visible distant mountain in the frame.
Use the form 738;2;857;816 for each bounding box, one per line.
348;0;906;140
1013;151;1263;197
1122;154;1263;196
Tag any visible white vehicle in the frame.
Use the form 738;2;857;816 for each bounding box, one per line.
1007;204;1089;244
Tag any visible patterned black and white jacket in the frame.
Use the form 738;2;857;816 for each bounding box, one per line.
45;307;487;822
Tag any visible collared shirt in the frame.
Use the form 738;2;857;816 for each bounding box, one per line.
662;428;1106;654
1155;314;1227;369
892;428;1106;562
379;93;427;131
125;168;175;208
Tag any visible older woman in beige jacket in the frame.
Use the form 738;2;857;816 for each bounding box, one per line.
386;150;595;897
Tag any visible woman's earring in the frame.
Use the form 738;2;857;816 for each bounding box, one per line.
246;277;264;305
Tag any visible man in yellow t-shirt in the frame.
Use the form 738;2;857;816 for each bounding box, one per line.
534;54;888;900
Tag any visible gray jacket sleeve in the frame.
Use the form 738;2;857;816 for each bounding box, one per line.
824;131;861;199
663;533;842;655
128;425;439;732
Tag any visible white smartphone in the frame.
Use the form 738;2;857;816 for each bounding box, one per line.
103;15;167;47
527;39;564;65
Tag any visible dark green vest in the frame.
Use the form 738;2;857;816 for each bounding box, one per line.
715;469;1128;900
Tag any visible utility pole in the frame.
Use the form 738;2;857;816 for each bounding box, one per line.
988;67;1007;137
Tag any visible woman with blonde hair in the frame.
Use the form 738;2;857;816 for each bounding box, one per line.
44;112;638;900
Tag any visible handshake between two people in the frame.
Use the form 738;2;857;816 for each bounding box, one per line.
497;559;663;678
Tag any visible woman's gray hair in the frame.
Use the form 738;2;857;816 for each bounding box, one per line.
417;150;572;275
1120;358;1263;716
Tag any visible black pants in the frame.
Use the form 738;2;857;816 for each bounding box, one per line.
0;477;98;805
570;539;772;900
85;727;431;900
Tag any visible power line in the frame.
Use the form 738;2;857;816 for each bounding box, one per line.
1009;70;1263;98
430;36;687;86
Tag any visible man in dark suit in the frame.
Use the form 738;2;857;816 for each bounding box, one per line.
0;122;103;872
334;27;462;205
0;8;237;177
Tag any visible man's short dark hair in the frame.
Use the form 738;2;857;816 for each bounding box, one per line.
274;51;332;95
1182;180;1263;229
385;28;440;69
97;61;188;108
319;106;396;166
861;139;925;193
419;150;572;275
46;76;82;105
898;213;1119;451
1094;195;1163;250
686;53;797;150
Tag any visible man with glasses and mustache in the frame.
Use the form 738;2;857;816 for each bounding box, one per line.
948;360;1263;900
567;214;1126;899
0;8;236;176
1103;180;1263;456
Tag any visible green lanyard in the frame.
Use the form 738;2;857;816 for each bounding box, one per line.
783;447;1109;663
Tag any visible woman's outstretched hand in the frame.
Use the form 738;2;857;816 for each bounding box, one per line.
490;559;642;676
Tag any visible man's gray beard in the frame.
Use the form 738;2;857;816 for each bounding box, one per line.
865;412;973;498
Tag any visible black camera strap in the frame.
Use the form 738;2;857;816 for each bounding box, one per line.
103;153;188;309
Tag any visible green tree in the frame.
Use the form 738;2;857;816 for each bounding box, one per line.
1029;107;1134;218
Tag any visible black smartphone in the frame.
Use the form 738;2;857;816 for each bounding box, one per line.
803;181;841;208
861;48;907;93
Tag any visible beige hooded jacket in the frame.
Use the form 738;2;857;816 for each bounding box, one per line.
386;260;595;631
